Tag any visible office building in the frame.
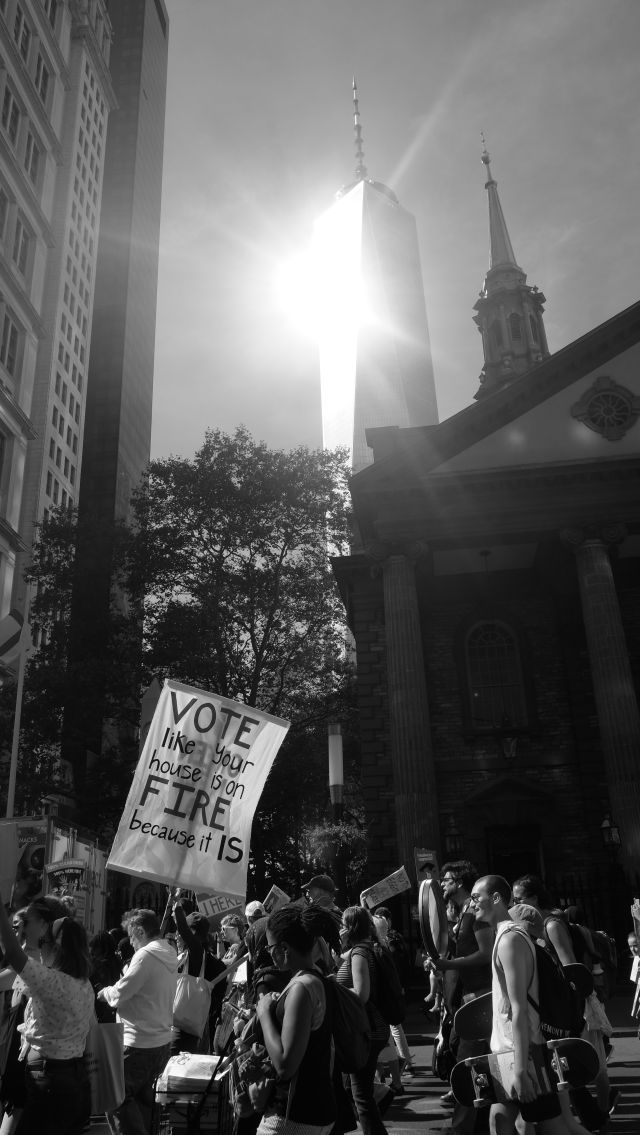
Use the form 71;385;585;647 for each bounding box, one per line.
1;0;116;623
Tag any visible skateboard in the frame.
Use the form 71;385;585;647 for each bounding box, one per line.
454;991;493;1042
419;879;449;960
453;966;593;1043
451;1038;600;1109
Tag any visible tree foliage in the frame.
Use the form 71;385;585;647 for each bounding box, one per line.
0;428;361;884
127;427;351;724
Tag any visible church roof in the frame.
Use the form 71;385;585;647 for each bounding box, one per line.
361;298;640;480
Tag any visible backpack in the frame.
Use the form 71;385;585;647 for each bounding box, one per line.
322;978;372;1072
357;943;406;1026
527;940;585;1040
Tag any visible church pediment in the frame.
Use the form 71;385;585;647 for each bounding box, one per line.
360;299;640;488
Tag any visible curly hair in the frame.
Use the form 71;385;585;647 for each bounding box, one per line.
220;913;246;939
267;903;337;954
341;905;376;949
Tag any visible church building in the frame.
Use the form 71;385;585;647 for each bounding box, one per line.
332;146;640;935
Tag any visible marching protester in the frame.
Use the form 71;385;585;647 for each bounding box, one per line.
171;898;225;1054
97;908;179;1135
255;903;337;1135
512;874;614;1130
373;906;415;1078
469;874;570;1135
0;897;94;1135
302;875;342;954
89;931;122;1024
337;905;390;1135
432;860;493;1133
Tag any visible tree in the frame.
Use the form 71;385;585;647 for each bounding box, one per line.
127;427;351;722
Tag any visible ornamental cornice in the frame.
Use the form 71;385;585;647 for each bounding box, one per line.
559;524;628;553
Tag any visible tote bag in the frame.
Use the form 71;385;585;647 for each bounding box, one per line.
173;951;211;1038
84;1019;125;1114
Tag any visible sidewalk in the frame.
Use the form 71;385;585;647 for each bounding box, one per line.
87;992;640;1134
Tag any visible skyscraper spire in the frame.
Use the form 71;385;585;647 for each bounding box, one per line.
353;78;368;181
473;139;549;398
481;138;518;269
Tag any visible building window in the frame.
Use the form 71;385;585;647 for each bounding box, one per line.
46;471;52;496
12;216;30;275
35;55;50;104
509;312;522;341
529;314;539;343
465;620;528;732
571;376;640;442
14;6;31;62
1;312;19;376
490;319;503;349
24;133;41;184
2;87;20;147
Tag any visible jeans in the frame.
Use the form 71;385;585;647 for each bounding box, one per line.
348;1039;388;1135
106;1043;170;1135
19;1055;90;1135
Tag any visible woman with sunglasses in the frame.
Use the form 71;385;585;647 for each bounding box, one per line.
0;897;94;1134
254;903;337;1135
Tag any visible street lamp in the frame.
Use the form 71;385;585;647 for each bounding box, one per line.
328;722;343;824
600;813;621;850
444;814;464;858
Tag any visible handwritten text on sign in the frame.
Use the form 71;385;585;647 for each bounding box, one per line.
107;679;289;897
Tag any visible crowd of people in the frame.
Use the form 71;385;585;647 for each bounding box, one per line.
0;865;635;1135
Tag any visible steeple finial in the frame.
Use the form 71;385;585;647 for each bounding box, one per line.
480;136;517;269
353;78;368;182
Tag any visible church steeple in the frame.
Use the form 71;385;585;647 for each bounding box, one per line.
473;142;549;399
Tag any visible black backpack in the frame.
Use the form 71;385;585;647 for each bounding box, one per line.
358;942;406;1026
527;941;585;1040
322;978;372;1072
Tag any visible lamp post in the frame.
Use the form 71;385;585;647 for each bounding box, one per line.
328;722;347;899
328;722;343;824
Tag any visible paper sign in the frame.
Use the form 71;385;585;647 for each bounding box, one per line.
414;848;439;882
263;885;290;914
196;891;245;921
107;679;289;898
360;866;411;909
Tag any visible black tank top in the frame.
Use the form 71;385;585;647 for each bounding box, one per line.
271;971;335;1125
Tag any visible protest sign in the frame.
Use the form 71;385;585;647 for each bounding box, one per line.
196;891;245;924
263;884;290;914
107;679;289;899
360;866;411;910
414;847;439;883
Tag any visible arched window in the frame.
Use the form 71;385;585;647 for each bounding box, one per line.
490;320;503;349
529;314;539;343
509;312;522;341
465;621;527;731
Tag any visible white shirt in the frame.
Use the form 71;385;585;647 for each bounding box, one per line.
491;921;542;1052
101;938;178;1048
16;957;94;1059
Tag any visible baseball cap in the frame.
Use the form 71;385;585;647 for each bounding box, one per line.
509;903;545;940
302;874;336;895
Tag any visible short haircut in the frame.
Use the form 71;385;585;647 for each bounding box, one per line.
221;913;246;938
127;909;161;939
477;874;512;905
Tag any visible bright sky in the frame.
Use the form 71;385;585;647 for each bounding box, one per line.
151;0;640;460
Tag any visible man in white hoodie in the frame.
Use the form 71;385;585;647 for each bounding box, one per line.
98;907;179;1135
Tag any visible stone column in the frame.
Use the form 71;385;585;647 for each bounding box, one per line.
376;544;440;873
563;527;640;870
